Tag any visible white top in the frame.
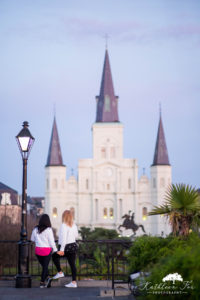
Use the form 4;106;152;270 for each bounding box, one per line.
58;223;78;251
31;227;57;253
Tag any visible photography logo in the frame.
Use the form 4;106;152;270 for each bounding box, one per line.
137;272;194;295
162;273;183;284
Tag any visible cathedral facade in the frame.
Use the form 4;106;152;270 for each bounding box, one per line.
44;50;172;236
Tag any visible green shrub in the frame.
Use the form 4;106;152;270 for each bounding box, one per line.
128;235;173;273
141;233;200;299
128;233;200;299
79;227;119;240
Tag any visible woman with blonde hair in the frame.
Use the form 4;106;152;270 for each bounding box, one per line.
52;210;78;288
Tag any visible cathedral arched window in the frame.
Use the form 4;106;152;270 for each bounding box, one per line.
61;179;65;189
52;207;57;218
95;199;98;221
153;178;156;188
109;208;114;219
104;95;111;112
107;184;110;190
46;179;49;190
110;147;115;158
70;207;75;219
103;208;107;219
53;179;57;189
142;207;147;221
101;148;106;159
86;179;89;190
160;178;165;188
119;199;123;218
128;178;131;189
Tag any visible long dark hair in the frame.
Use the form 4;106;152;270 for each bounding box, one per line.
37;214;51;234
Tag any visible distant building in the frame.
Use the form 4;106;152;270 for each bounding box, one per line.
45;49;172;236
0;182;44;224
0;205;21;224
29;197;44;217
0;182;21;224
0;182;19;205
23;196;44;217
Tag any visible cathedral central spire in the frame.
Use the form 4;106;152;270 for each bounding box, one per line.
96;50;119;122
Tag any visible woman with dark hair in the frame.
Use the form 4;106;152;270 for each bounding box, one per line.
31;214;57;288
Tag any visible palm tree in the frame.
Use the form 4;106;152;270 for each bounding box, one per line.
148;184;200;237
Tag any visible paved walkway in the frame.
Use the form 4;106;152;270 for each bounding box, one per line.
0;287;134;300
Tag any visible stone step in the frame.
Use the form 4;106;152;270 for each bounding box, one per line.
0;278;130;294
100;287;131;297
51;277;112;287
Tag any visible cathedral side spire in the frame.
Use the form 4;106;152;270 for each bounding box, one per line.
46;117;64;167
96;49;119;122
152;114;170;166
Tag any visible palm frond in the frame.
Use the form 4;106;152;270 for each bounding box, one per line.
148;183;200;237
148;204;170;216
165;184;200;213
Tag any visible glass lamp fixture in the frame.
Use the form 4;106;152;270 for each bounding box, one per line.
16;121;35;159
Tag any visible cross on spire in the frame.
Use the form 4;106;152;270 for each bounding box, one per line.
53;103;56;117
104;34;109;49
159;102;162;116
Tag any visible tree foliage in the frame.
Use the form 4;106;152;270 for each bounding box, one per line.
149;184;200;237
139;233;200;299
79;226;119;240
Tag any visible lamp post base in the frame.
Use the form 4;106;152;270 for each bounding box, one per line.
15;274;32;288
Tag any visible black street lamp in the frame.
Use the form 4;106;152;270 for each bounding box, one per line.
15;121;35;288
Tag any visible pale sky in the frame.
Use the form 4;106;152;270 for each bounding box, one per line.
0;0;199;196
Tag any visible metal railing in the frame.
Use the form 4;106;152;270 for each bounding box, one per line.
0;239;132;288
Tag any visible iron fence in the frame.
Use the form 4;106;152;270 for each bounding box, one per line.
0;239;132;288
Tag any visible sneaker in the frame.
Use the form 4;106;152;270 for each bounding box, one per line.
65;282;77;288
53;272;64;280
45;277;52;288
40;282;46;288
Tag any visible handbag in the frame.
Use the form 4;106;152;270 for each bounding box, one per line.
64;242;78;253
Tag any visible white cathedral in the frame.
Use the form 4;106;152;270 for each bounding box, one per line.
45;49;172;237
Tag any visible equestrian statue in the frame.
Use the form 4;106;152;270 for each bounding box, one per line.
118;210;146;236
